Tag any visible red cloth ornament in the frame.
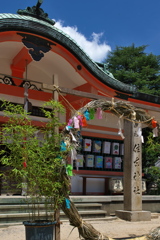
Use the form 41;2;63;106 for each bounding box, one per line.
151;119;157;128
81;115;87;127
23;162;27;168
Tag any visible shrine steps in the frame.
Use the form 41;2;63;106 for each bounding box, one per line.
0;198;114;227
0;195;160;227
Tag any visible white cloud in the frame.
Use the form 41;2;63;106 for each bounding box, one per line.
55;21;111;63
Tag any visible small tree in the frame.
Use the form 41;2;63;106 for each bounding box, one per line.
0;100;70;222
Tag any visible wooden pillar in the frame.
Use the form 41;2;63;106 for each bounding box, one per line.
82;177;86;195
104;178;109;195
116;120;151;221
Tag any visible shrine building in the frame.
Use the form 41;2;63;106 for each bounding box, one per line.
0;2;160;196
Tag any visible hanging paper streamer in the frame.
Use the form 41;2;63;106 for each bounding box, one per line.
71;148;77;161
89;108;95;120
153;127;158;137
137;125;144;143
83;110;90;121
70;131;77;142
96;108;103;119
117;118;125;139
66;164;73;176
65;198;71;209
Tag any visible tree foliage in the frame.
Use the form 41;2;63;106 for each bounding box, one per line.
106;44;160;96
142;129;160;168
0;100;70;221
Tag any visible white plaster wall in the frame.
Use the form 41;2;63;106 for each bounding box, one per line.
89;112;124;129
71;175;105;194
148;110;160;123
86;178;104;193
71;175;83;193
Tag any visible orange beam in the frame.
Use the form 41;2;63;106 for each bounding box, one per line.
0;84;52;101
10;47;32;85
63;83;98;109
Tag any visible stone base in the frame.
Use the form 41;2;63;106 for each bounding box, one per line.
116;210;151;222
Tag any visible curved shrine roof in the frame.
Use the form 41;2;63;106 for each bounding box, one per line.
0;13;136;94
0;12;160;105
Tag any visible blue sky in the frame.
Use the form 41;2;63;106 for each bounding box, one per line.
1;0;160;62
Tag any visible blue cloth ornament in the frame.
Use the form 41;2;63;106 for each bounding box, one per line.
60;141;67;151
65;198;71;209
84;110;90;121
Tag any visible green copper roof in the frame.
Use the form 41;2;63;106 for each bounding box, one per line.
0;13;136;94
17;0;55;25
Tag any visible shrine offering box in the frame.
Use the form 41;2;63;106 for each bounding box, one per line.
120;143;124;155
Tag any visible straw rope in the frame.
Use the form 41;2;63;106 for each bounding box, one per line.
53;88;160;240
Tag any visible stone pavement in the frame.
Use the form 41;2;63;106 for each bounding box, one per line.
0;217;159;240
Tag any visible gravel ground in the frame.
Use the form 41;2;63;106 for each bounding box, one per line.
0;217;159;240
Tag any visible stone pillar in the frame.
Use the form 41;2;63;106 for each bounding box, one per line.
116;120;151;221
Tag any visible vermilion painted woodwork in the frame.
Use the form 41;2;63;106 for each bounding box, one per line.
11;47;33;85
73;169;123;176
0;84;52;101
86;124;120;133
81;131;123;140
1;31;160;109
64;83;98;109
128;97;160;108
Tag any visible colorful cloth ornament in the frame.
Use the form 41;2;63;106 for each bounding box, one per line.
68;118;73;126
66;126;72;131
23;162;27;168
73;116;80;129
81;115;87;127
84;110;90;121
89;108;95;119
66;164;73;176
151;119;157;128
65;198;71;209
60;141;67;151
96;107;103;119
77;115;83;126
